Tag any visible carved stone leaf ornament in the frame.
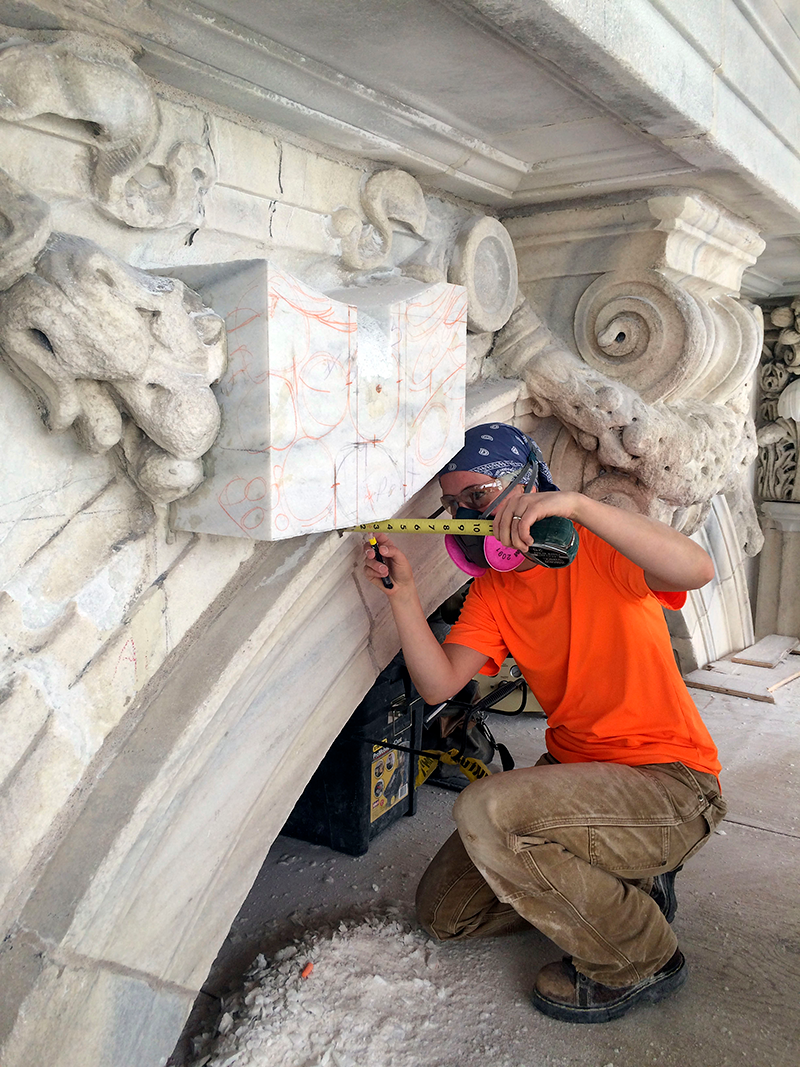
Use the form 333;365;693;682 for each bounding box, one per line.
758;303;800;502
0;234;227;504
0;30;216;229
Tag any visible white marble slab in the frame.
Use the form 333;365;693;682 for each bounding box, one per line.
171;262;467;538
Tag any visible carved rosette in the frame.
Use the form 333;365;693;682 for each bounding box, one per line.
756;299;800;502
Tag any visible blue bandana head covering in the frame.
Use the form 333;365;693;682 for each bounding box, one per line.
439;423;559;492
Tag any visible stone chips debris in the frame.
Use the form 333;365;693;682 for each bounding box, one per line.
192;908;482;1067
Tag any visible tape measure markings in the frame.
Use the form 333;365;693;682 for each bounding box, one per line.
345;519;495;535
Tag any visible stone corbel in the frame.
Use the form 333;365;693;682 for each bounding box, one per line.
494;192;766;556
0;29;216;229
0;234;227;505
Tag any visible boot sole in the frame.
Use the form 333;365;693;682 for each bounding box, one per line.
531;952;687;1024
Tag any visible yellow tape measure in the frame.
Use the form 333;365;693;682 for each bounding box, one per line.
345;518;495;535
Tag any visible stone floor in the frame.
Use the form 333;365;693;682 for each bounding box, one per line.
170;675;800;1067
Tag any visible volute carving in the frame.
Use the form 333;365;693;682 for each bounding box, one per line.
491;289;763;554
0;234;227;505
574;270;760;405
0;30;216;229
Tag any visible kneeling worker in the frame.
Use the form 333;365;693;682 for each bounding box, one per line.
363;422;726;1023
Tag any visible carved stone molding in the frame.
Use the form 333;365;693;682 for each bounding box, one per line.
0;29;216;229
756;299;800;503
0;234;226;504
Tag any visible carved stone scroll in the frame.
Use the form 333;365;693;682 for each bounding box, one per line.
448;215;518;333
491;294;763;554
0;30;216;229
0;234;226;504
332;169;428;272
574;270;761;405
499;192;765;557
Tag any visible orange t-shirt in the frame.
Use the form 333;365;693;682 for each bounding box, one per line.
444;526;721;776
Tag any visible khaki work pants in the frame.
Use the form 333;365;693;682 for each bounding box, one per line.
416;756;726;987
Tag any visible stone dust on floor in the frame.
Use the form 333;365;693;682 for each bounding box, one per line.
171;683;800;1067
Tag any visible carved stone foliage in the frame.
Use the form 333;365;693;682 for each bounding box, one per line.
0;234;227;505
0;30;216;229
491;287;764;555
756;299;800;502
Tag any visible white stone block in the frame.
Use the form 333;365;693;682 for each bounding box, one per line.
208;114;283;199
171;262;467;539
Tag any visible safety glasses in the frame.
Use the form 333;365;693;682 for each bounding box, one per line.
439;479;506;515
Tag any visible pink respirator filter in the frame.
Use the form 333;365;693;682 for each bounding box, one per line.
445;534;526;575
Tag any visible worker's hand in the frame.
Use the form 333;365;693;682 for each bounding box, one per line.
492;486;581;552
362;532;414;594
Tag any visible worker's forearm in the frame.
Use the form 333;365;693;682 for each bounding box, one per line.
571;494;714;591
387;587;463;704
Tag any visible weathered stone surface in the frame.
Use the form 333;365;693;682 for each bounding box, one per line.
0;234;227;503
0;30;216;229
0;940;194;1067
0;168;50;291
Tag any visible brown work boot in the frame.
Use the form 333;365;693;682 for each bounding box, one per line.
531;949;687;1023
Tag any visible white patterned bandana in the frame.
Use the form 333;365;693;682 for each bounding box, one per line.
439;423;558;492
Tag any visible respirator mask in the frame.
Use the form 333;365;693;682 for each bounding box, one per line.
443;451;579;577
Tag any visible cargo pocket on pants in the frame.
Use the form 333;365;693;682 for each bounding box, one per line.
588;824;671;874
